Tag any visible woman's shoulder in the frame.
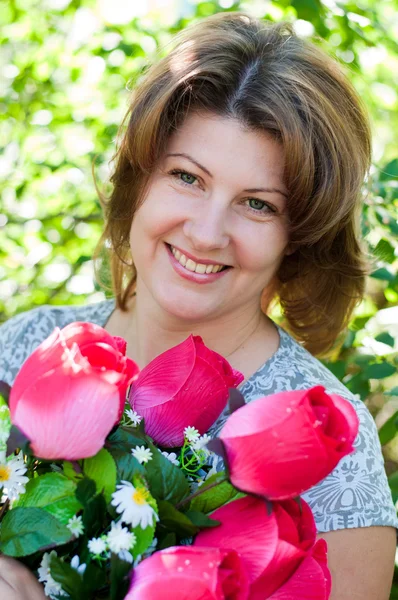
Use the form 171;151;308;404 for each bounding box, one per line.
0;299;115;387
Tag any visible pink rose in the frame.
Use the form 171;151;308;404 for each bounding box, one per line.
129;335;243;447
194;495;331;599
10;322;139;460
125;546;249;599
217;386;359;499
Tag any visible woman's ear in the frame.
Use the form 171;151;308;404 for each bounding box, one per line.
284;243;296;256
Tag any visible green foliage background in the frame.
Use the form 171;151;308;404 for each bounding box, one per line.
1;0;398;593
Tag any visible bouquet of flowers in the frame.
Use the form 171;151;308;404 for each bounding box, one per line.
0;321;359;599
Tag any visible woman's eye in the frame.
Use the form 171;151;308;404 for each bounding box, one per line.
170;169;198;186
246;198;276;215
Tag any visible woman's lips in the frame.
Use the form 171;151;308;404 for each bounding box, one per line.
165;243;231;285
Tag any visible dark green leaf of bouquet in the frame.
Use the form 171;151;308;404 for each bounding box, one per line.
0;507;71;557
83;448;117;503
81;561;107;596
108;448;145;484
185;510;221;528
189;472;244;514
0;380;10;405
107;426;147;452
110;552;132;600
145;442;190;505
76;477;97;506
50;554;84;600
158;531;176;550
82;494;107;538
14;473;82;524
157;500;199;537
378;410;398;446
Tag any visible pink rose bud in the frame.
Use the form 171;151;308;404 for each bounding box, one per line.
194;495;331;599
130;335;243;447
218;386;359;499
10;322;139;460
125;545;249;599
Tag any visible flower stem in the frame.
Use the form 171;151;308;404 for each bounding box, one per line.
0;498;10;522
175;474;229;510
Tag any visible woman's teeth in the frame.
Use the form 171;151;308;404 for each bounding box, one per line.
170;245;225;274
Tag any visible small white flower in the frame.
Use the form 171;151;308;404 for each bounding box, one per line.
184;426;200;443
107;521;137;554
191;433;212;453
70;555;86;575
111;481;158;529
0;453;29;501
38;551;68;599
118;548;134;563
125;409;142;426
161;451;180;466
131;445;153;464
88;537;108;556
67;515;84;538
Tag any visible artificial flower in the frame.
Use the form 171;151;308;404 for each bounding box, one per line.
131;445;153;464
217;386;359;499
70;555;86;575
111;481;158;529
9;322;139;460
38;551;67;599
125;546;249;599
184;426;200;443
126;409;142;426
161;451;180;466
129;335;243;446
107;521;137;555
67;515;84;538
88;537;108;556
0;452;29;501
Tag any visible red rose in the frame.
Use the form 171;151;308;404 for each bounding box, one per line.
130;335;243;447
194;495;331;599
125;546;249;599
10;322;139;460
217;386;359;499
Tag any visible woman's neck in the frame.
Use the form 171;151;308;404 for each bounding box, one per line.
110;286;273;371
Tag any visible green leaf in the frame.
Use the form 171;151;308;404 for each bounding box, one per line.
110;553;132;600
158;532;176;550
371;267;395;282
81;562;107;596
14;473;81;524
189;472;244;514
375;332;395;347
83;448;117;503
50;554;84;600
374;239;396;264
131;521;156;559
0;507;71;557
388;470;398;504
145;442;190;505
378;411;398;446
185;510;221;529
365;362;396;379
108;448;145;483
75;477;96;506
380;158;398;181
82;494;107;539
389;387;398;396
157;500;199;537
107;426;147;452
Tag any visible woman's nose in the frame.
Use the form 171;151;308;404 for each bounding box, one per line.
182;203;230;252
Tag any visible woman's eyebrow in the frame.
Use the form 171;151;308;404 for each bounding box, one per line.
166;152;288;198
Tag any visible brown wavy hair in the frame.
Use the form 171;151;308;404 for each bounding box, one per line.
93;12;372;357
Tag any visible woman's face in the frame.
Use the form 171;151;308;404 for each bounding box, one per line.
129;112;290;322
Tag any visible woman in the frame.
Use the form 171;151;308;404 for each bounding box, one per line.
0;12;396;599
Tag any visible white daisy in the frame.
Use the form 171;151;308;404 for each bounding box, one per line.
38;551;68;599
191;433;212;453
88;536;108;556
161;451;180;466
107;521;136;554
125;409;142;426
70;555;86;575
131;445;153;464
184;426;200;443
0;453;29;501
67;515;84;537
111;481;158;529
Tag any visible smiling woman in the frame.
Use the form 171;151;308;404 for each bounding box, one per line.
0;10;396;600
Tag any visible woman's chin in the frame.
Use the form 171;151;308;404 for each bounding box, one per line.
155;290;219;323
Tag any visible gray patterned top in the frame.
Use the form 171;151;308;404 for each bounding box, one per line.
0;299;396;533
